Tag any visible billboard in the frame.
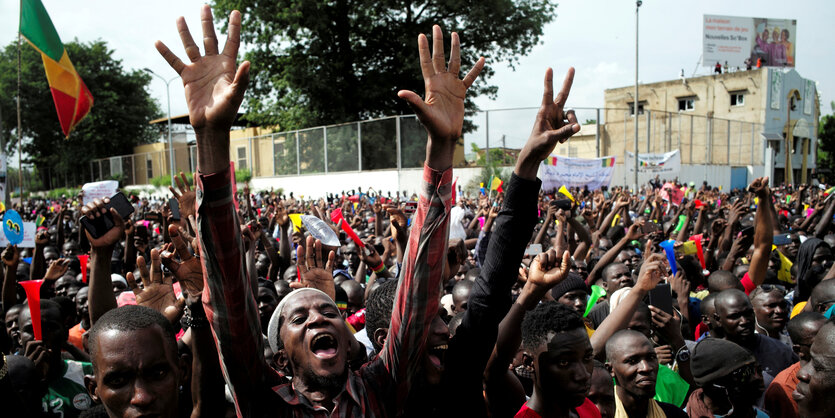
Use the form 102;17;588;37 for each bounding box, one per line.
703;15;796;68
539;155;616;191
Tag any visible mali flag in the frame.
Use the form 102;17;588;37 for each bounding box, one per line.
490;176;503;193
20;0;93;137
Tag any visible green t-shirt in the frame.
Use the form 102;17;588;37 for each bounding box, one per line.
42;359;94;418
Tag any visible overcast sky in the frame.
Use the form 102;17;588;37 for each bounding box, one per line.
2;0;832;153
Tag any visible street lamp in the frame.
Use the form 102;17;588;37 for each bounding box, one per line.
633;0;642;193
144;68;179;186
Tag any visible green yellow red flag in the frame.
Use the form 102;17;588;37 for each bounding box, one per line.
20;0;93;137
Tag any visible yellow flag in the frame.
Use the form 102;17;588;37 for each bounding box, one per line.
558;185;575;203
678;241;698;255
773;245;795;284
490;176;503;191
288;214;303;232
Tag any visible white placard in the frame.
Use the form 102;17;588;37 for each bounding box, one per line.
625;150;682;185
82;180;119;206
0;222;36;247
540;155;616;191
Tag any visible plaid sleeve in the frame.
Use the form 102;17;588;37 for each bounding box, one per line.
381;164;452;406
196;169;265;418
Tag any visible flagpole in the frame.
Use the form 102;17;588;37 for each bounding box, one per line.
17;30;24;203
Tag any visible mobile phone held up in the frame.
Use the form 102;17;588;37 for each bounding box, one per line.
81;192;135;239
648;283;674;316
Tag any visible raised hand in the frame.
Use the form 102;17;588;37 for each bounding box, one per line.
161;224;203;304
515;68;580;179
526;249;572;291
127;250;184;324
747;176;770;198
35;230;49;246
636;253;666;292
358;237;383;269
81;197;126;250
43;259;71;281
291;236;337;300
2;244;19;267
168;171;196;220
155;5;249;173
397;25;485;168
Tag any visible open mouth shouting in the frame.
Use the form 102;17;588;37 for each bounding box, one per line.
310;333;339;360
427;343;448;369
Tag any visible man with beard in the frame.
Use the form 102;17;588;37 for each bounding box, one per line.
793;320;835;418
750;285;789;342
605;330;687;417
162;5;485;416
687;338;767;418
713;289;796;384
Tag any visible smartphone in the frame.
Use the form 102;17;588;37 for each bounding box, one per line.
648;283;674;316
773;233;792;246
551;199;572;211
81;192;135;239
738;226;755;249
524;243;543;256
641;222;660;234
169;198;181;221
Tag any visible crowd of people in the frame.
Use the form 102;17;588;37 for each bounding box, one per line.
1;5;834;418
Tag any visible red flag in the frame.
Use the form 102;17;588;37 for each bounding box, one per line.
451;177;458;205
20;280;44;340
78;254;89;283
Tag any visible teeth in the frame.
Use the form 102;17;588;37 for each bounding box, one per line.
432;344;448;351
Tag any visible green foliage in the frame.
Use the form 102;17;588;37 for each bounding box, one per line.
817;101;835;183
150;175;172;188
44;187;80;199
0;39;162;189
212;0;557;130
235;168;252;183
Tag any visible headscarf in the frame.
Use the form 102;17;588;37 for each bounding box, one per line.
793;238;830;303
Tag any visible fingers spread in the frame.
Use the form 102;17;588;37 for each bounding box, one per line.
154;40;186;75
554;67;575;107
176;16;201;62
541;67;554;107
417;33;434;80
221;10;242;59
200;4;219;55
462;56;485;88
137;256;151;288
448;32;461;76
431;25;446;74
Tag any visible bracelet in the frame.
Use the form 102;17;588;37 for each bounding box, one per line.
182;305;209;329
371;261;386;274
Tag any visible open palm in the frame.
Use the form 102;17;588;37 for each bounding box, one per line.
398;26;484;143
155;5;249;133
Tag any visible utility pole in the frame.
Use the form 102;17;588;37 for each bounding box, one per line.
633;0;642;192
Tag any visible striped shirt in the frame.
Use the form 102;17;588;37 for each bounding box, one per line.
197;164;452;417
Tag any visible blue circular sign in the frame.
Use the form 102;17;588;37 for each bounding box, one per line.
3;210;24;245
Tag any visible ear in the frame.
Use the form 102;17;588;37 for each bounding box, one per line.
84;375;100;403
373;327;388;351
274;348;289;373
178;353;191;387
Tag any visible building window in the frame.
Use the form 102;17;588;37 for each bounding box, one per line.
678;96;695;112
730;92;745;106
146;156;153;180
628;101;646;116
237;146;248;170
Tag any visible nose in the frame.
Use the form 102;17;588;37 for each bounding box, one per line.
130;379;156;408
638;359;655;373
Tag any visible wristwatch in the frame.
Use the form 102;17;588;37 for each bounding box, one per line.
675;346;691;363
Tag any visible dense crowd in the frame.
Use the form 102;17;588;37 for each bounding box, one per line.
1;6;834;418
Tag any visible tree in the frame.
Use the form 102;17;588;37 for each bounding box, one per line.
0;39;161;189
818;101;835;183
212;0;557;130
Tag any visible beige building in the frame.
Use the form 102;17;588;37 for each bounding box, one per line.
566;67;819;185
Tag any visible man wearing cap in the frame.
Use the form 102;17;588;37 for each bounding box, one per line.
160;6;485;416
686;338;767;417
